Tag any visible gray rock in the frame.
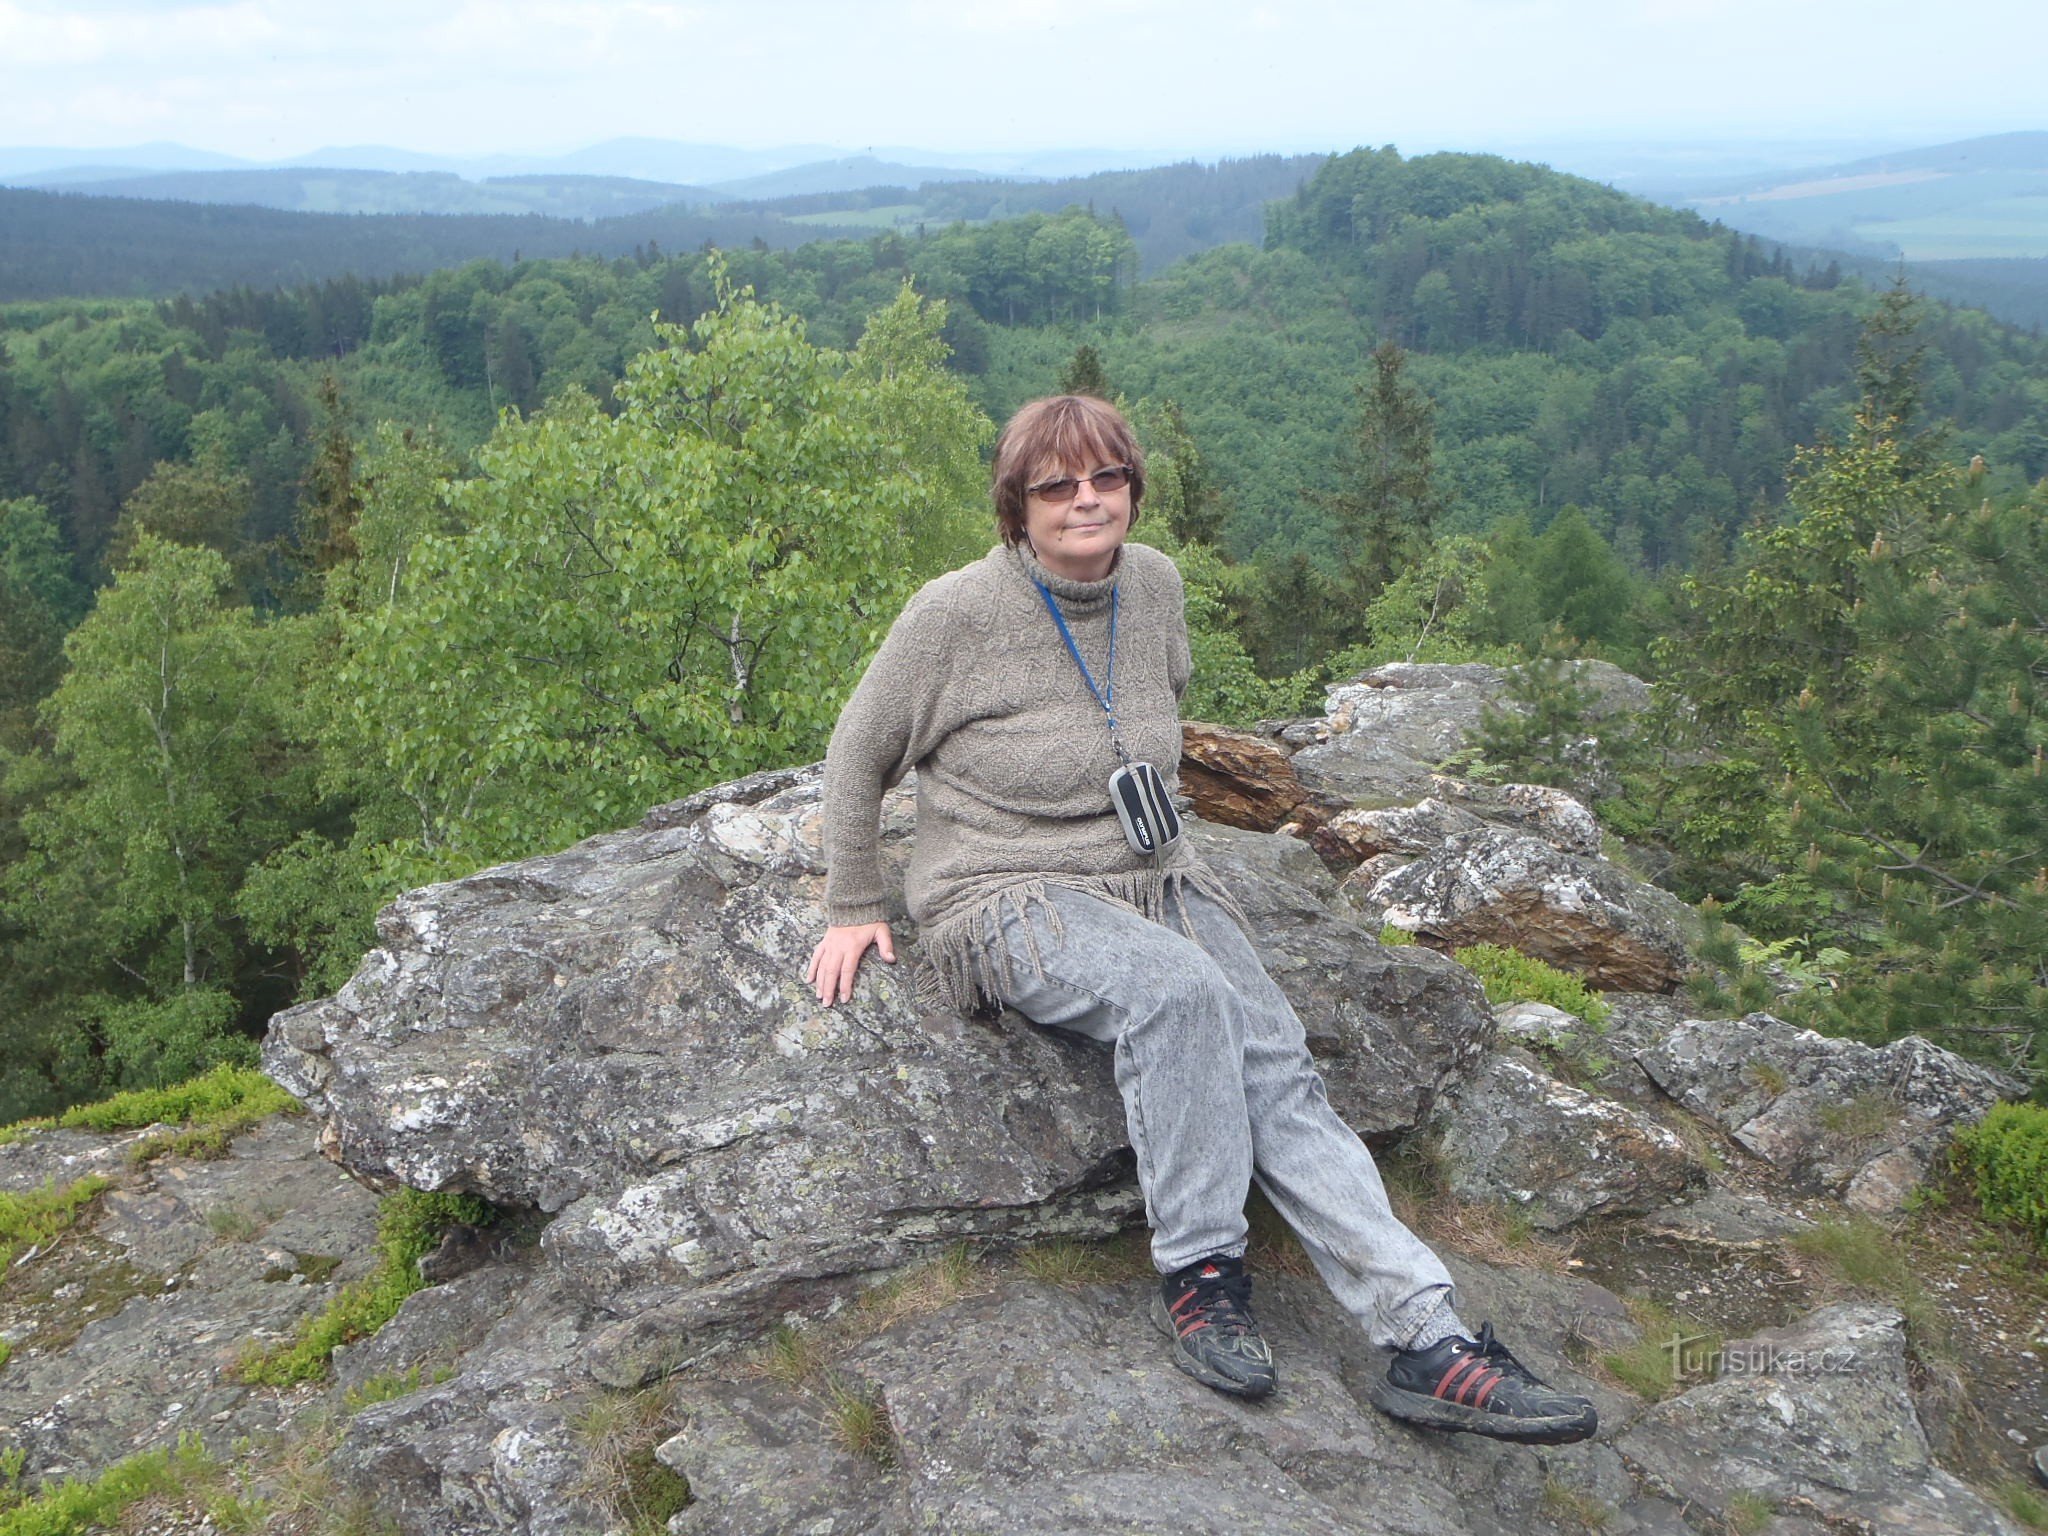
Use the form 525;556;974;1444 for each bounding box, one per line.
330;1268;612;1536
662;1265;1629;1536
260;771;1495;1517
0;1115;381;1481
1283;661;1652;806
1641;1191;1814;1247
1614;1304;2021;1535
1636;1014;2020;1212
1459;781;1605;858
1286;663;1511;804
1311;798;1485;866
1364;827;1698;992
1493;1001;1582;1047
1432;1055;1705;1229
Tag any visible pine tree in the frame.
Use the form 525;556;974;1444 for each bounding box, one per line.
1057;344;1112;398
1323;341;1443;639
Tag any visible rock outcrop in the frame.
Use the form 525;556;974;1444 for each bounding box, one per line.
1179;722;1313;832
260;766;1490;1414
1282;660;1651;805
6;694;2037;1536
1360;826;1699;991
1636;1013;2022;1213
1431;1053;1705;1229
1615;1305;2019;1535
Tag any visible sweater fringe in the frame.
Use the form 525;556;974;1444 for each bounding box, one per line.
912;861;1254;1016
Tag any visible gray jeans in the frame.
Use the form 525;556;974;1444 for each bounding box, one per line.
986;884;1457;1348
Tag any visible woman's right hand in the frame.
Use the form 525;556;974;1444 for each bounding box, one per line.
805;922;896;1007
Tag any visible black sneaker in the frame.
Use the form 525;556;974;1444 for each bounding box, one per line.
1149;1254;1278;1401
1369;1322;1597;1445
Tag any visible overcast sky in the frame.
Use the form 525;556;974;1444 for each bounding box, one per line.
1;0;2041;162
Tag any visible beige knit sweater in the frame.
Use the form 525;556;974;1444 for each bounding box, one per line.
821;539;1244;1011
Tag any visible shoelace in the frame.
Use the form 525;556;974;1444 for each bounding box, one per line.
1166;1263;1256;1340
1431;1323;1553;1407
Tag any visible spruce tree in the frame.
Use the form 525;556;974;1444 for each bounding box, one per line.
1324;341;1442;639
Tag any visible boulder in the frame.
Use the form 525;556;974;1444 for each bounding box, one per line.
1431;1054;1706;1229
1284;663;1508;805
1614;1304;2019;1535
1636;1014;2020;1213
1282;661;1652;806
1443;780;1605;858
1362;827;1697;992
1179;722;1312;832
264;767;1492;1394
1310;797;1484;868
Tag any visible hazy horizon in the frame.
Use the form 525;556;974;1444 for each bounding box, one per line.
1;0;2041;169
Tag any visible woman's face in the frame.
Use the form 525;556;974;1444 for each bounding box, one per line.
1023;457;1133;582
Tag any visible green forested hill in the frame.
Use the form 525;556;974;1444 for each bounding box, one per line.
7;152;2047;592
3;147;2045;1121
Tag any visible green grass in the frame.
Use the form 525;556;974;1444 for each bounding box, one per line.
1018;1233;1153;1289
1998;1480;2048;1531
824;1376;895;1467
570;1389;690;1534
1791;1217;1952;1359
1600;1297;1720;1402
1817;1091;1899;1144
1746;1060;1790;1096
1452;943;1611;1026
1723;1490;1775;1534
1539;1476;1612;1531
0;1432;219;1533
234;1188;495;1386
341;1363;454;1413
0;1176;110;1270
0;1064;300;1159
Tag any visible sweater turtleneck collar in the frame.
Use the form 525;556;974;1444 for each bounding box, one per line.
1014;540;1120;613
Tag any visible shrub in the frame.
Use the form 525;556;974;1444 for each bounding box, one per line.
1953;1102;2048;1252
1453;943;1611;1026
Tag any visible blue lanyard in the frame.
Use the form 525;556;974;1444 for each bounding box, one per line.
1033;580;1129;764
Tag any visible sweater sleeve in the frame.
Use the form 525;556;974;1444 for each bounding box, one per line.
820;583;964;927
1161;555;1193;705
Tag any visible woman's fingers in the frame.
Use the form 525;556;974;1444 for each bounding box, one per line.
805;924;893;1007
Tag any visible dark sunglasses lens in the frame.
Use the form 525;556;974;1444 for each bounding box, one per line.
1034;477;1079;502
1091;467;1131;492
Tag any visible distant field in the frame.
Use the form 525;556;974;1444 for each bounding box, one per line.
1695;169;1950;204
1854;197;2048;260
785;203;925;229
1689;167;2048;261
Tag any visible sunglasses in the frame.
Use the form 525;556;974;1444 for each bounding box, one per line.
1026;465;1133;503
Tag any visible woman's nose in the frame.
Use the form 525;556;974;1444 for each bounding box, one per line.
1073;476;1101;508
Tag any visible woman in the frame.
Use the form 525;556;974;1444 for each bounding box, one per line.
807;395;1595;1444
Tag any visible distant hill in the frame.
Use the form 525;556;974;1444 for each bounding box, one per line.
1648;131;2048;261
706;156;1026;199
0;188;864;301
0;137;1146;189
4;168;721;220
734;155;1330;274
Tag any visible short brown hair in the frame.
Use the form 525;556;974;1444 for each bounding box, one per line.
990;395;1146;547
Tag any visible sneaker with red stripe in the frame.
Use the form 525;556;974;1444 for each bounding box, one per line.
1369;1322;1596;1444
1149;1254;1277;1400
